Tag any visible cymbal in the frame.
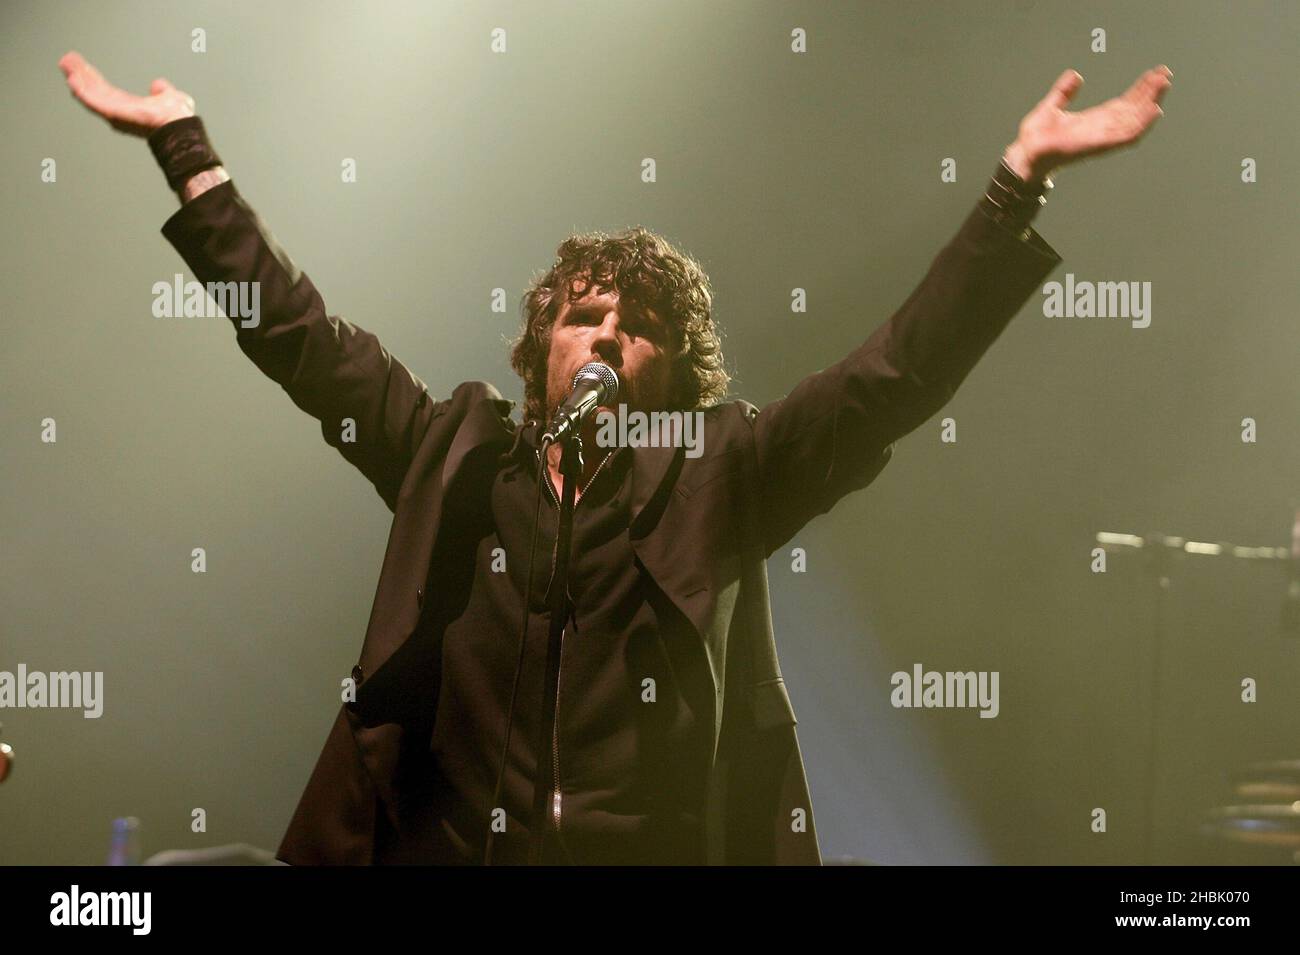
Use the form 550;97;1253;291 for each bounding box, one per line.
1201;804;1300;849
1229;760;1300;802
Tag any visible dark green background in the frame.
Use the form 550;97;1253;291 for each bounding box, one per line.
2;0;1296;865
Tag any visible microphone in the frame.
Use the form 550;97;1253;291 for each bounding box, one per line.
542;362;620;444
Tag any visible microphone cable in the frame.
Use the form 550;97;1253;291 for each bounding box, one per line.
483;425;554;865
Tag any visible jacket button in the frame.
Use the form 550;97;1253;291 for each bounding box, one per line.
351;664;364;685
417;587;425;607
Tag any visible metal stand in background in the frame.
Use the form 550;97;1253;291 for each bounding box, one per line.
1095;519;1297;864
1138;536;1172;867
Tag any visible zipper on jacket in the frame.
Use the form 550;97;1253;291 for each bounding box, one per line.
537;445;617;507
533;445;616;843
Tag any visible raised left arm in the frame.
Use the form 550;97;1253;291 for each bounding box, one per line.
750;66;1173;557
1002;65;1173;183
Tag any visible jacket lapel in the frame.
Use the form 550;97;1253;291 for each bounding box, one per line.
626;440;682;535
625;440;729;750
354;396;515;718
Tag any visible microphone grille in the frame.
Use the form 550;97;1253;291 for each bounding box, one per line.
573;361;620;403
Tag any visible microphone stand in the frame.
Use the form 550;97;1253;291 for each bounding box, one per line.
528;432;582;865
1138;535;1173;868
1094;526;1293;863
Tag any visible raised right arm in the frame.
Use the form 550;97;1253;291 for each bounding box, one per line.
160;171;441;510
60;52;442;510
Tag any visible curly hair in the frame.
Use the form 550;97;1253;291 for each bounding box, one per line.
510;226;729;425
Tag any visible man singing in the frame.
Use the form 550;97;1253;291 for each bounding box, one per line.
59;51;1171;865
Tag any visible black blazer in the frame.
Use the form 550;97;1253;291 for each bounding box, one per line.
159;181;1062;864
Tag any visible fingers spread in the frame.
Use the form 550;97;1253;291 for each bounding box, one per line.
1041;69;1084;111
72;59;106;90
61;53;109;105
59;53;135;121
1125;66;1173;108
57;50;88;76
1151;69;1172;107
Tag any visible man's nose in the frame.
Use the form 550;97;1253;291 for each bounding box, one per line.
591;314;623;366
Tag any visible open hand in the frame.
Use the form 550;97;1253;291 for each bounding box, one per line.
1006;66;1173;181
58;50;195;136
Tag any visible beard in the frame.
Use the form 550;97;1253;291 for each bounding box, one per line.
545;362;633;422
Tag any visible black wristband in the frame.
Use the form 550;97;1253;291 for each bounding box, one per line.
980;158;1052;232
147;116;223;193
